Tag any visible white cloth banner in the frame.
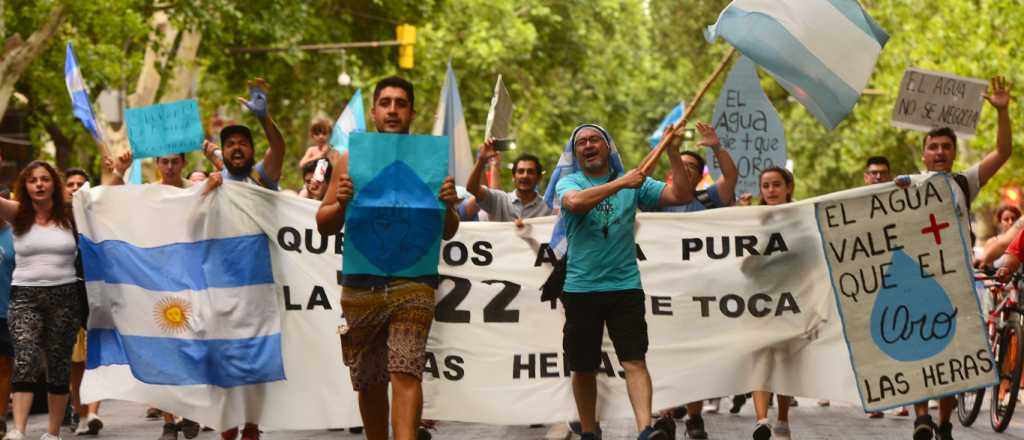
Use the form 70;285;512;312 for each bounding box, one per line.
78;176;985;430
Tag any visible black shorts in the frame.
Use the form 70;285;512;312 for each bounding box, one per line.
0;318;11;357
560;290;648;372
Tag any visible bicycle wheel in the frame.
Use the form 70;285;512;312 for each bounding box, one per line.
957;387;985;426
990;320;1024;432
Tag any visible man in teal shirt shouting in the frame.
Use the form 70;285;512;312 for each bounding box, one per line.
555;123;695;440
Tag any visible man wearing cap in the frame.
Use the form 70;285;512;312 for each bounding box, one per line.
466;139;550;222
316;76;459;440
204;78;286;194
200;78;285;440
555;123;695;440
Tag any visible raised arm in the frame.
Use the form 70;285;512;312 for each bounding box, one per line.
202;140;225;172
978;76;1012;187
316;150;350;235
466;138;497;202
237;78;285;183
103;149;134;186
659;132;695;206
696;122;737;205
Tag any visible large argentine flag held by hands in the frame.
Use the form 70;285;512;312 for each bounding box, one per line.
75;184;285;388
706;0;889;129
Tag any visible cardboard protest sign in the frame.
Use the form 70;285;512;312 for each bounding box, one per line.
891;68;988;139
710;56;787;196
125;99;205;158
816;174;995;411
343;133;448;278
484;75;514;141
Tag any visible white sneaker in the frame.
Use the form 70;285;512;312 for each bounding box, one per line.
40;433;62;440
73;419;89;436
2;430;24;440
703;398;721;414
75;415;102;436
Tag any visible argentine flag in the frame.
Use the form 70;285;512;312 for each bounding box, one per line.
75;184;284;389
648;102;685;148
706;0;889;129
64;42;104;145
329;89;366;152
432;61;474;185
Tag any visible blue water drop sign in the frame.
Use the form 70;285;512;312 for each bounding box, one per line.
869;250;957;361
347;161;443;274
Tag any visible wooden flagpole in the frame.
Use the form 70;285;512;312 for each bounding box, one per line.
639;47;737;175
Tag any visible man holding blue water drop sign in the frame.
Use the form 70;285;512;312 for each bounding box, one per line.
816;76;1011;440
316;76;460;440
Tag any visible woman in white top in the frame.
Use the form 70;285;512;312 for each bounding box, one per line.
0;161;83;440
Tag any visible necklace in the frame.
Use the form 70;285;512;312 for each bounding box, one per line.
582;174;611;239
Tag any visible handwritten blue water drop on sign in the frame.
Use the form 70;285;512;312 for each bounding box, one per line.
347;160;442;274
870;250;958;361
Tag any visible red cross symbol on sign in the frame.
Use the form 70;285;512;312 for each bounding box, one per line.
920;213;950;245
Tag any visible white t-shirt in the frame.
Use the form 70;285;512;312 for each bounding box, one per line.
12;223;78;287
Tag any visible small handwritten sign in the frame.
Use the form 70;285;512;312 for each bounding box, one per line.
815;175;995;412
125;99;205;159
891;68;988;139
710;56;787;197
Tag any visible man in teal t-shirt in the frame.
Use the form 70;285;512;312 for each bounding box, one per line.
554;123;695;440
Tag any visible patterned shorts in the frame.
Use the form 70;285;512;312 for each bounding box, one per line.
339;280;435;391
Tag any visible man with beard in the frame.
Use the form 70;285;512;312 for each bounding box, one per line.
316;76;460;440
206;78;285;193
200;78;285;440
466;139;551;222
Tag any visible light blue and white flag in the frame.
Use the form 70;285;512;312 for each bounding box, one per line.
77;184;284;388
126;159;143;185
432;61;474;185
64;42;104;145
706;0;889;129
648;102;685;148
329;89;366;152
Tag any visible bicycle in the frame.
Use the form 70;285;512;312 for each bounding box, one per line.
957;269;1024;431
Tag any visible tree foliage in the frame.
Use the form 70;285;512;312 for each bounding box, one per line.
6;0;1023;219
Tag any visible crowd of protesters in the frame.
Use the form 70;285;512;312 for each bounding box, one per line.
0;72;1013;440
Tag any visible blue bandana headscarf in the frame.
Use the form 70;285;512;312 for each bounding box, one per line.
542;123;626;257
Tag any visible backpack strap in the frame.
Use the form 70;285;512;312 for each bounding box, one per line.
248;168;267;188
951;173;976;246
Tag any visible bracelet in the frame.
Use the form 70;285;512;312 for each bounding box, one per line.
111;169;123;178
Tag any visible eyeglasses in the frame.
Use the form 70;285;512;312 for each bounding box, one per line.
574;135;605;148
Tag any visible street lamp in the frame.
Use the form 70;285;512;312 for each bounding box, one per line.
337;50;352;87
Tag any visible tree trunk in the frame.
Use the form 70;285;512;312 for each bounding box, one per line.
98;11;202;184
0;2;68;123
45;121;74;170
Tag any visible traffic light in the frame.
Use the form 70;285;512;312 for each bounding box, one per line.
1001;186;1022;206
397;24;416;69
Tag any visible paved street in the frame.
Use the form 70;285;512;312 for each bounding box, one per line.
16;397;1024;439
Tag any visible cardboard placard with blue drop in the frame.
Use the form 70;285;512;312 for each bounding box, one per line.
343;133;449;278
815;174;995;411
